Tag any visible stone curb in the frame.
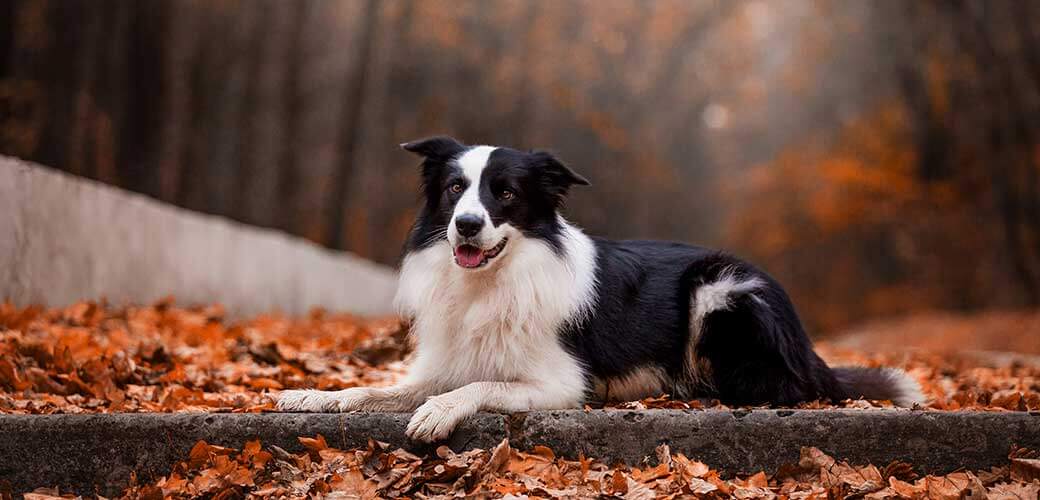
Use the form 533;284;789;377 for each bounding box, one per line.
2;409;1038;495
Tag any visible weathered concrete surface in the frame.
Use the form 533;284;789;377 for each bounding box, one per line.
514;409;1040;474
0;412;508;496
0;156;397;316
1;410;1038;495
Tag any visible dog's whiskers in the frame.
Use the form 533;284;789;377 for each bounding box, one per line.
418;229;448;248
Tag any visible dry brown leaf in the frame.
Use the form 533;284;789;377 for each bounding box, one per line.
655;443;671;468
799;447;837;470
187;440;212;470
623;475;656;500
483;438;511;475
864;486;898;499
23;489;65;500
745;471;769;488
673;453;710;480
733;485;777;499
631;463;670;483
299;434;329;453
609;468;628;495
988;481;1040;499
1010;458;1040;483
924;473;985;500
531;445;556;460
889;475;927;498
246;377;283;390
687;477;719;495
329;468;379;499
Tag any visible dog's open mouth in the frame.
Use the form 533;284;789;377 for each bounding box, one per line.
454;238;508;269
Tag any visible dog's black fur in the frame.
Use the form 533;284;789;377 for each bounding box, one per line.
561;242;852;405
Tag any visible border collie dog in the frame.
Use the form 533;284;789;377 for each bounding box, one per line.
278;136;925;441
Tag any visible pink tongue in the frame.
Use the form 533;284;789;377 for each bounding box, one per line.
455;245;484;267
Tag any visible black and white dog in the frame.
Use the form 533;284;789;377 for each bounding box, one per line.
278;136;924;441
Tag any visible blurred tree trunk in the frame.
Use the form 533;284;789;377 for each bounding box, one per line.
949;2;1040;304
883;0;1040;306
328;0;379;249
274;1;308;235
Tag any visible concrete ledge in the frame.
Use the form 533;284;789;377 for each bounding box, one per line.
0;156;397;316
0;412;508;496
2;410;1038;495
514;409;1040;473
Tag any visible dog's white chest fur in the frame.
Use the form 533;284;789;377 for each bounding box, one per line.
395;221;597;397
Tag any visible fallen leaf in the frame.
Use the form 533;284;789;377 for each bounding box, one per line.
1010;458;1040;483
329;469;379;499
299;434;329;454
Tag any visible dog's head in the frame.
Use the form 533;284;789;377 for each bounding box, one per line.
401;136;589;270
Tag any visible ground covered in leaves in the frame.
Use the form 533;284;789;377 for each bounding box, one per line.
0;299;407;414
18;437;1040;499
4;300;1040;498
1;300;1039;414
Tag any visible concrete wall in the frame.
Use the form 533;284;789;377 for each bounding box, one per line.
0;156;398;316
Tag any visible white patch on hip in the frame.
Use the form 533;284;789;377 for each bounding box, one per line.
684;268;765;388
690;269;765;337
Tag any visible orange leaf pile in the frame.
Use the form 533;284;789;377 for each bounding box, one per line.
0;299;407;414
5;299;1040;498
10;440;1010;499
2;299;1040;414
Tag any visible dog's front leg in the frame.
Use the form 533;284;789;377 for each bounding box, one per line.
405;381;581;442
276;383;435;413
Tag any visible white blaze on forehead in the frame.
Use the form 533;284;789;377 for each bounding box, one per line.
453;146;497;218
456;146;496;183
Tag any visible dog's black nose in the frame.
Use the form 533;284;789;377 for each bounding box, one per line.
455;214;484;238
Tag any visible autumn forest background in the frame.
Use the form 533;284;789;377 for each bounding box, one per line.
2;0;1040;338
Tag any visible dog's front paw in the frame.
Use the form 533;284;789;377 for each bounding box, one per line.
275;389;341;412
405;393;477;442
275;388;370;412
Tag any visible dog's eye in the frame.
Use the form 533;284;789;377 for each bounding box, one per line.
449;182;463;194
500;189;515;200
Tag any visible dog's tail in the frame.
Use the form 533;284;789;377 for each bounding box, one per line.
832;366;926;407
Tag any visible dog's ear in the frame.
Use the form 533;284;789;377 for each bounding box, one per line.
531;150;590;204
400;136;466;161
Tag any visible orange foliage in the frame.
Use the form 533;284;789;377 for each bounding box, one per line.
0;299;406;414
47;439;1035;499
3;299;1039;415
726;102;1012;333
